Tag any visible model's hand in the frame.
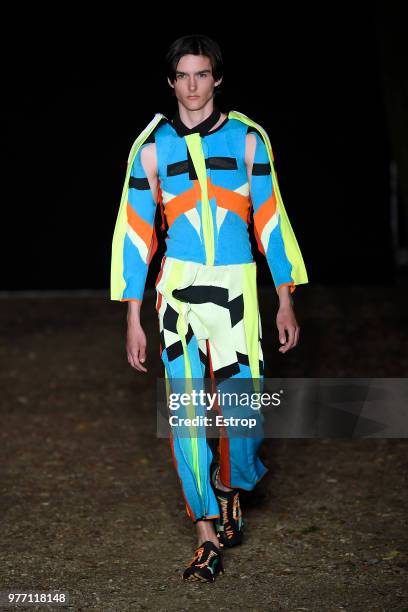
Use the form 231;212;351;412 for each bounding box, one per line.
276;304;300;353
126;322;148;372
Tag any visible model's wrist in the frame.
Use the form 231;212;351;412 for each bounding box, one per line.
127;300;142;325
277;285;293;306
278;295;294;308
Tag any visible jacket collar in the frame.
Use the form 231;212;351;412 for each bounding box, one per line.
171;105;222;137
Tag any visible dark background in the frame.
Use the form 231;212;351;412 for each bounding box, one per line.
2;4;407;294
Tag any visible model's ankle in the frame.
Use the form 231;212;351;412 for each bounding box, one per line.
215;473;233;492
195;519;220;550
198;535;220;549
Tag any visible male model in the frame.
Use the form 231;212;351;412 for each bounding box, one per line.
111;34;308;582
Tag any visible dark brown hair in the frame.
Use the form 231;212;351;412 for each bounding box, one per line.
165;34;224;95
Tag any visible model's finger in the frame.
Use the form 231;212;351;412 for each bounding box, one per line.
127;353;137;369
139;346;147;364
280;327;293;351
279;325;295;353
129;351;147;372
137;345;148;370
277;324;287;344
287;324;296;347
134;357;147;372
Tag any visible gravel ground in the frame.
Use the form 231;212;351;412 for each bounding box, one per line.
0;286;407;611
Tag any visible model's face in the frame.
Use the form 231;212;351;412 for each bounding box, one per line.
167;54;222;111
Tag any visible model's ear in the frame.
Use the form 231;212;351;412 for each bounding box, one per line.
167;77;174;89
214;76;223;87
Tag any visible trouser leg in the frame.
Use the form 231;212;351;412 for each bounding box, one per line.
156;257;220;523
190;261;268;491
156;257;268;521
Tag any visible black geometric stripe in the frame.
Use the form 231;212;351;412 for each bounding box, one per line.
236;351;249;366
166;340;184;361
252;162;271;175
187;149;197;181
185;324;194;345
199;347;208;366
172;285;229;307
206;157;237;170
167;156;237;177
228;294;244;327
162;323;194;362
204;357;210;379
167;150;198;180
213;361;241;380
129;176;151;189
236;352;265;376
167;160;189;176
163;303;179;334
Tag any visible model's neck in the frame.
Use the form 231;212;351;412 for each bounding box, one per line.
171;99;229;138
177;100;218;129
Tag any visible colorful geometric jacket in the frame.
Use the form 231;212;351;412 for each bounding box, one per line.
110;107;308;303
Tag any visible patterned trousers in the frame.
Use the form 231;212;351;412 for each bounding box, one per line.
155;255;268;523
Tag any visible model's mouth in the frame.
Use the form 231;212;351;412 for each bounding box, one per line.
188;96;199;99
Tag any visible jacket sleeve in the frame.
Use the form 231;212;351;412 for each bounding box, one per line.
110;142;158;303
248;129;308;295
